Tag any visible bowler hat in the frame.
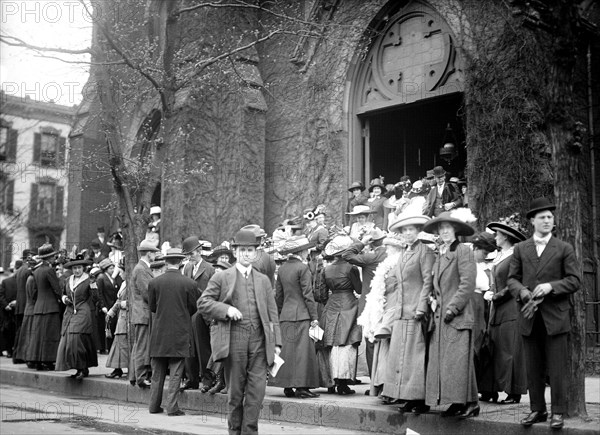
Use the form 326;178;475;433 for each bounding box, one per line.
163;248;186;260
137;239;160;252
98;258;114;271
526;197;555;219
432;166;447;178
182;236;202;255
37;244;57;259
231;230;261;247
348;181;365;192
422;211;475;237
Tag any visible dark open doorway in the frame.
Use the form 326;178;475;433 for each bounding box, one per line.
364;93;466;184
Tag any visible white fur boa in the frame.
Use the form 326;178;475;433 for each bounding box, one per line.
357;252;401;343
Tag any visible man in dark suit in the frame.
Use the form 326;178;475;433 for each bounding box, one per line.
148;248;197;416
199;229;282;435
508;197;581;430
0;262;19;357
423;166;462;217
342;228;387;379
12;250;33;363
241;224;276;286
96;258;123;354
130;240;160;388
181;236;215;390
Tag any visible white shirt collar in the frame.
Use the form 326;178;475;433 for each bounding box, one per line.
69;272;89;289
533;233;552;243
235;263;252;277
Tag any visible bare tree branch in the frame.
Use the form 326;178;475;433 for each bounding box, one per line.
0;34;92;55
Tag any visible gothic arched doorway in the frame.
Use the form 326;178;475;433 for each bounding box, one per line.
348;0;466;185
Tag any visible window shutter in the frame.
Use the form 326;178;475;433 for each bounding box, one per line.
58;136;66;167
33;133;41;164
6;180;14;214
30;183;39;220
55;185;64;221
6;128;17;162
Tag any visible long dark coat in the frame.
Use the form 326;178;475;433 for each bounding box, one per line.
424;241;478;406
342;242;387;314
148;269;198;358
14;264;31;316
29;262;62;362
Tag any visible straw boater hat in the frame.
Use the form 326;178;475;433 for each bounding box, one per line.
64;254;92;269
163;248;186;260
278;235;316;255
525;197;555;219
37;244;57;260
324;235;354;257
346;205;375;216
137;239;160;252
231;230;261;247
486;222;527;242
348;181;365;192
98;258;114;271
422;210;475;237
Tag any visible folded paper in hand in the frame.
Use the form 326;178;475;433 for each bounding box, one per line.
309;325;324;342
268;354;285;377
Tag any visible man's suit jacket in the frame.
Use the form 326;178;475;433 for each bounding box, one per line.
424;183;462;217
32;262;61;314
149;269;197;358
96;273;123;310
342;242;387;313
14;264;31;316
198;267;282;365
275;257;318;322
507;236;580;336
131;259;154;325
183;260;215;294
251;250;276;287
0;275;17;309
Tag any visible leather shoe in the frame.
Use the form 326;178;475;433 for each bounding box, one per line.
295;388;320;398
149;407;164;414
499;394;521;404
283;388;295;397
458;403;480;419
521;411;548;426
105;369;123;379
138;380;151;389
180;382;198;390
74;370;85;381
441;403;465;417
168;410;185;416
550;413;564;430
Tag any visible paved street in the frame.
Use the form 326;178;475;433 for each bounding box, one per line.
0;385;368;435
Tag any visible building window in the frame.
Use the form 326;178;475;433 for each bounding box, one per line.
0;126;7;161
0;175;14;214
29;181;64;225
33;131;66;167
41;133;58;166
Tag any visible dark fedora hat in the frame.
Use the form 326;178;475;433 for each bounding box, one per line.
425;169;435;180
432;166;447;178
348;181;365;192
64;254;92;269
37;244;57;260
486;222;526;242
182;236;202;255
526;197;555;219
231;230;261;247
22;249;35;259
422;211;475;236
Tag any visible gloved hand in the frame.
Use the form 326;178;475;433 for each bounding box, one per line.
519;289;533;304
444;310;455;323
521;298;540;320
414;311;425;321
483;290;494;302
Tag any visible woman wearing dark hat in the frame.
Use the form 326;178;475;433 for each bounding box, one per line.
320;235;362;395
346;181;368;226
421;211;479;418
55;255;98;380
269;236;320;398
207;245;236;265
367;177;387;230
478;219;527;404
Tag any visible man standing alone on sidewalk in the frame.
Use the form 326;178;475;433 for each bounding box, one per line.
508;197;581;430
148;248;197;416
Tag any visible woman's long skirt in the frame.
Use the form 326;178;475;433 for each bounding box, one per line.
489;320;527;395
28;313;61;362
382;319;427;400
269;320;319;388
55;332;98;371
106;333;129;369
330;345;357;380
14;313;34;361
370;338;390;395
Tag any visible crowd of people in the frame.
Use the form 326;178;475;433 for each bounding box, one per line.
0;165;581;433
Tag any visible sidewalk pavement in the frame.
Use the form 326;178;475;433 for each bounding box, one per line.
1;354;599;434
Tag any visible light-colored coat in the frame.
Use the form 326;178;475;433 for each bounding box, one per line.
198;267;282;366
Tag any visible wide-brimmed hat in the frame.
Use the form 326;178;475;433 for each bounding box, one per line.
346;205;375;216
279;235;316;255
471;232;498;253
324;235;353;257
182;236;202;255
383;194;404;210
214;260;232;270
231;230;261;247
368;178;387;193
348;181;365;192
163;248;186;260
368;228;386;242
389;213;430;232
383;233;406;249
208;245;235;262
64;254;92;269
98;258;114;271
37;244;57;259
432;166;447;178
422;211;475;236
486;222;527;242
526;197;555;219
150;206;161;215
137;239;160;252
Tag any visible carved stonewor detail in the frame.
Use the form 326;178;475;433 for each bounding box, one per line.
290;0;341;72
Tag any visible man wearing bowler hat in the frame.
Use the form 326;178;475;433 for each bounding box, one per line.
508;197;581;430
181;236;215;391
130;239;160;388
199;229;282;435
423;166;462;217
148;248;197;416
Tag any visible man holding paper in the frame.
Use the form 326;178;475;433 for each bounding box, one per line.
199;229;282;435
269;235;320;398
